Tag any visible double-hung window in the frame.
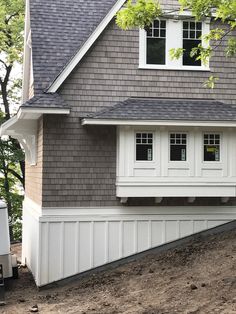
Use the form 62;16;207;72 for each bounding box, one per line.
139;17;210;70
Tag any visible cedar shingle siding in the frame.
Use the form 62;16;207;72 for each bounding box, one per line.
33;20;236;207
25;118;43;205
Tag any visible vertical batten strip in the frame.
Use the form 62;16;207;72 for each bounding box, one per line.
191;220;194;234
177;220;180;238
60;222;65;279
148;220;152;248
75;221;79;273
45;222;49;285
105;221;109;263
90;221;94;268
37;221;42;286
119;220;123;258
134;220;138;253
162;220;166;244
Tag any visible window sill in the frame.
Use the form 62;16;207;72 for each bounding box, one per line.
139;64;210;71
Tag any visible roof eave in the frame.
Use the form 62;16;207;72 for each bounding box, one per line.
0;106;70;165
82;118;236;128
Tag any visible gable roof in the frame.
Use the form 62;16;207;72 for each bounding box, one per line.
30;0;126;93
82;98;236;125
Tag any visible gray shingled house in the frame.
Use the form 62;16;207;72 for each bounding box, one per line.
1;0;236;286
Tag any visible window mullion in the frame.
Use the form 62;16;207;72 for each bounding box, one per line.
166;19;182;68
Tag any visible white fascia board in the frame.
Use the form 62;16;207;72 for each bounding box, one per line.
82;119;236;128
47;0;126;93
22;0;31;103
1;107;70;135
17;107;70;119
0;116;18;136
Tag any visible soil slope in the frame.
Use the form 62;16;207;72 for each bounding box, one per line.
3;228;236;314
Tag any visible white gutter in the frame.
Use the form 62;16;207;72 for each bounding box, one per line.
82;118;236;128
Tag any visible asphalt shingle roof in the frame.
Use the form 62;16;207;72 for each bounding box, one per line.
30;0;118;92
21;93;68;109
83;98;236;121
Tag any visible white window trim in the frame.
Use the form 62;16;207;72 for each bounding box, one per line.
139;18;210;71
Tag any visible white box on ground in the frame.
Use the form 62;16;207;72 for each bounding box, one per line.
0;201;12;278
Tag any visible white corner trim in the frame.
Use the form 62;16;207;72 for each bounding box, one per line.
82;119;236;128
47;0;126;93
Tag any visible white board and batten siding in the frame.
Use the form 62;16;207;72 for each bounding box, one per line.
117;126;236;197
22;198;236;286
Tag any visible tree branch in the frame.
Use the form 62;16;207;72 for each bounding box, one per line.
0;59;8;70
8;168;24;186
5;12;20;24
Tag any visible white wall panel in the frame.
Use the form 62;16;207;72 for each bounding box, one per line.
137;221;149;252
22;204;40;284
108;221;120;262
151;221;163;247
193;220;207;233
64;222;77;278
40;222;49;286
166;221;178;242
48;223;62;283
79;222;91;272
123;221;135;257
23;199;236;287
93;221;106;267
180;220;193;238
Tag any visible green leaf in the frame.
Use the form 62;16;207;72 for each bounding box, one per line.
169;48;185;60
204;75;219;89
116;0;162;30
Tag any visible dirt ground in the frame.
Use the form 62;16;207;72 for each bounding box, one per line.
2;228;236;314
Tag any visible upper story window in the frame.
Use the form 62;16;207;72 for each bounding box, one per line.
139;18;210;71
170;133;187;161
204;133;220;162
136;132;153;161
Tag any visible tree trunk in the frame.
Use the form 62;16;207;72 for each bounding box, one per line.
1;65;12;120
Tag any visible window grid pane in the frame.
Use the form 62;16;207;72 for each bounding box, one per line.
169;133;186;145
183;21;202;40
147;20;166;39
